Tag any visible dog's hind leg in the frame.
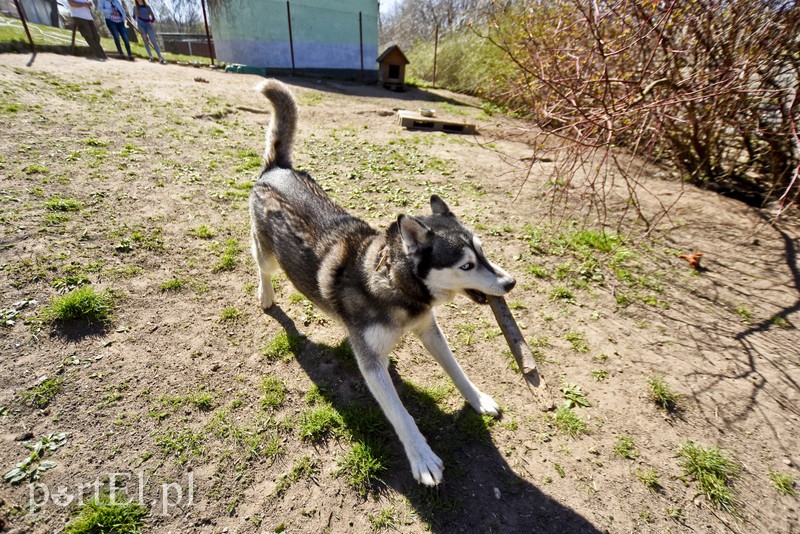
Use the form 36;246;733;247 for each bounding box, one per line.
349;325;444;486
251;231;278;309
414;312;500;417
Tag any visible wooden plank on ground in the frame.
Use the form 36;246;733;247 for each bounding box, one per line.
397;110;476;134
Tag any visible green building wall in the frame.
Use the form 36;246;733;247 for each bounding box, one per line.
207;0;379;79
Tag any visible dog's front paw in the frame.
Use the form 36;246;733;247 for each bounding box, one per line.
471;390;501;418
408;445;444;486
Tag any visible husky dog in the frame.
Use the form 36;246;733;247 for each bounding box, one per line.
249;79;516;486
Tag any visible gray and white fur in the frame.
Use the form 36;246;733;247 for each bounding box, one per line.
249;79;516;486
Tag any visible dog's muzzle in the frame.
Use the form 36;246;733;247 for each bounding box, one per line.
465;278;515;304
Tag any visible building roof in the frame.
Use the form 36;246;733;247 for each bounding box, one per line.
376;45;409;65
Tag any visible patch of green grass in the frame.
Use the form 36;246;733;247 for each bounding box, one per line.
769;469;796;496
262;330;303;361
554;462;566;478
215;238;240;272
43;212;70;226
304;385;327;406
647;375;681;412
160;278;186;292
565;331;589;353
219;306;241;322
677;441;739;513
562;228;623;254
336;439;389;495
233;150;262;173
41;286;114;325
260;375;288;411
551;405;586;437
771;315;793;329
549;286;575;303
21;377;64;408
455;321;483;346
615;293;632;307
154;427;204;465
189;224;216;239
85;138;108;147
44;196;81;212
666;507;686;523
64;494;147;534
131;227;164;252
23;164;48;175
368;506;399;531
525;264;549;278
635;467;661;491
273;455;320;497
176;393;207;412
613;435;638;460
297;404;344;443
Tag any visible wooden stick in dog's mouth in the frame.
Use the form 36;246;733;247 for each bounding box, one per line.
488;296;554;411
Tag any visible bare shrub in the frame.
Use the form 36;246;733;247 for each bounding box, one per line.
464;0;800;224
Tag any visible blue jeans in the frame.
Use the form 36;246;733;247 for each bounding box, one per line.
105;18;131;57
137;21;163;60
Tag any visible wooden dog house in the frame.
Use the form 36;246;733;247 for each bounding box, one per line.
377;45;409;91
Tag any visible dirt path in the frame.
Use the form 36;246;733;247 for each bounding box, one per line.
0;52;798;533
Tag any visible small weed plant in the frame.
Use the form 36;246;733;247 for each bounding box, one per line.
22;377;64;408
551;405;586;437
189;224;215;238
260;375;288;411
560;384;590;408
613;435;638;460
219;306;241;322
42;286;114;325
262;331;303;361
565;332;589;353
215;238;240;272
635;467;661;491
64;494;147;534
274;455;320;497
769;469;796;497
44;197;81;212
647;375;681;412
160;278;186;292
298;404;344;442
336;440;389;495
677;441;739;513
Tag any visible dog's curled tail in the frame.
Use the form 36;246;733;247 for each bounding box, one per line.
256;79;297;169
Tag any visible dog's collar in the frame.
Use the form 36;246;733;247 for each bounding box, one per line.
375;246;390;272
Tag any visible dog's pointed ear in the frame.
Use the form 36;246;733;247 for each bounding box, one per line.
430;195;452;217
398;214;433;255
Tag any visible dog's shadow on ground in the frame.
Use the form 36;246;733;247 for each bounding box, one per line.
264;306;601;533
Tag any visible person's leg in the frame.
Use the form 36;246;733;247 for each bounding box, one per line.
145;25;164;61
138;22;153;59
74;19;100;58
105;18;123;56
87;20;107;58
117;21;133;57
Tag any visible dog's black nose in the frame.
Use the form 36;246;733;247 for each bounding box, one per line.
504;278;516;292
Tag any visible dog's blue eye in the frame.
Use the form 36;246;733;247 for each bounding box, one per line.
460;262;474;271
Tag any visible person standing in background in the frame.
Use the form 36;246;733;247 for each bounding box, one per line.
99;0;134;60
133;0;167;64
68;0;107;60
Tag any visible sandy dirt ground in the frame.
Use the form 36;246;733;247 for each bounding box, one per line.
0;52;798;533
